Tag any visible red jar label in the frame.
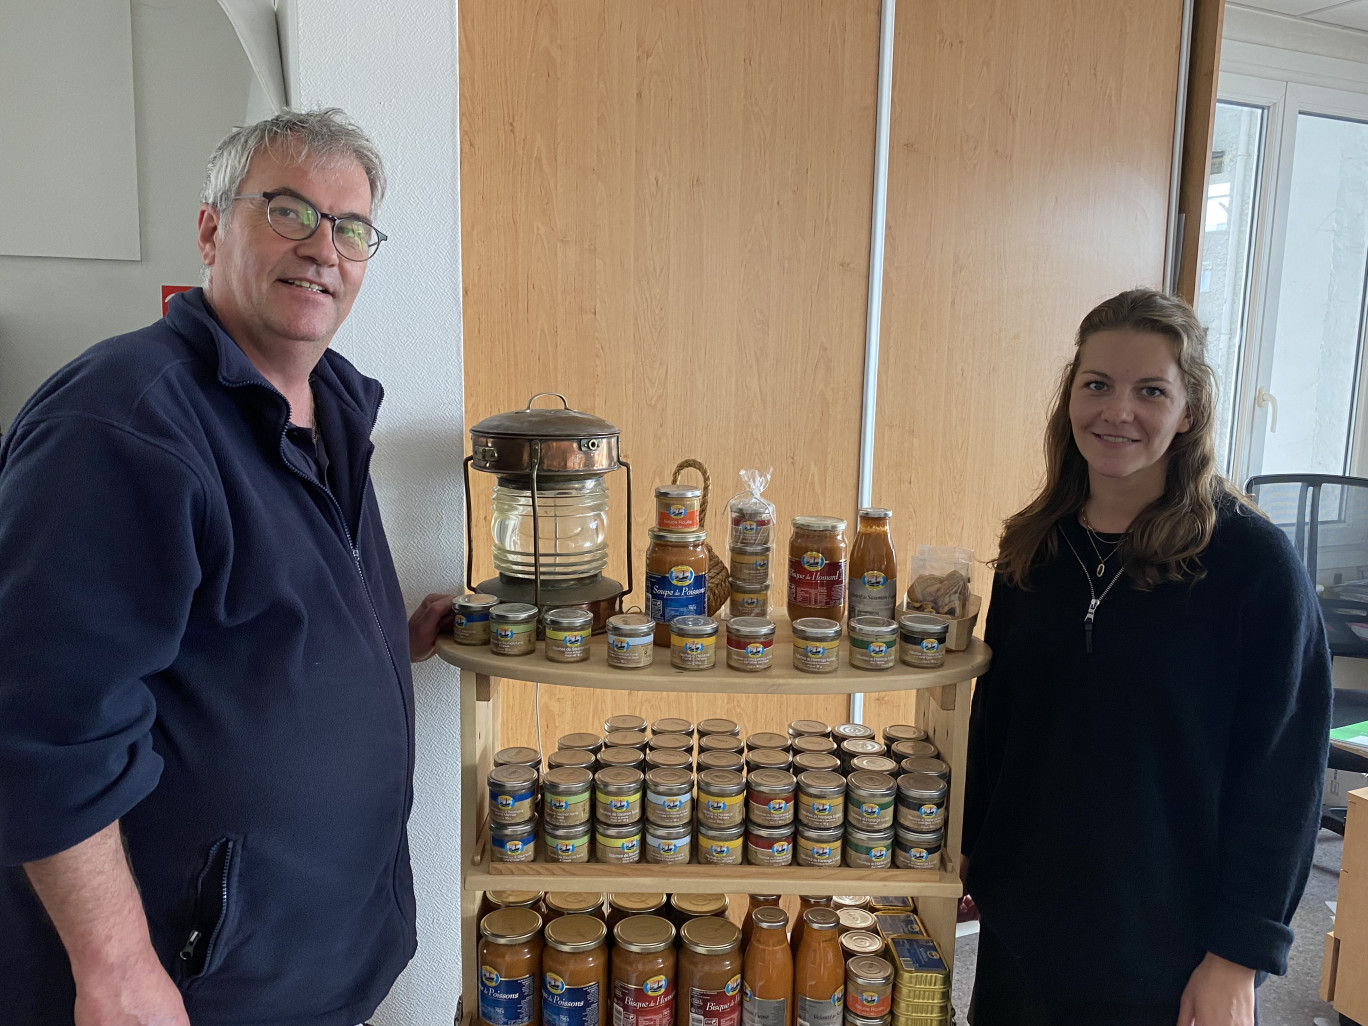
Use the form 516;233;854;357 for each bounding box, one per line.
690;977;742;1026
788;556;847;608
614;977;676;1026
726;637;773;653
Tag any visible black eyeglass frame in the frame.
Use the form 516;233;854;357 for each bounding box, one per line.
231;190;388;261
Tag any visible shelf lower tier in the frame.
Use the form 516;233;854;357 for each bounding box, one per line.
466;858;962;897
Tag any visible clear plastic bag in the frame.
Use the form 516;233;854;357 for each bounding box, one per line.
906;545;974;618
726;468;777;550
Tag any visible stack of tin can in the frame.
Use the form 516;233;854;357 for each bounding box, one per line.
873;912;952;1026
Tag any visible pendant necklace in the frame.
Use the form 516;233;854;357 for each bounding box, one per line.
1079;509;1125;578
1059;528;1125;654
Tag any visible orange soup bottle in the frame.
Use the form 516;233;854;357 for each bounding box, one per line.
847;508;896;622
740;894;781;949
793;908;843;1026
742;906;792;1026
789;896;832;954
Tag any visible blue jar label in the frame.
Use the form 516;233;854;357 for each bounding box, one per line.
544;977;599;1026
480;968;535;1026
647;568;706;624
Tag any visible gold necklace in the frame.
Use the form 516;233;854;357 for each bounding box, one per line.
1079;509;1125;578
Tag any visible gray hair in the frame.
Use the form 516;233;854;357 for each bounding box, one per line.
201;108;387;224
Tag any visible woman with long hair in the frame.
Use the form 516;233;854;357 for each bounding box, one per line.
962;288;1332;1025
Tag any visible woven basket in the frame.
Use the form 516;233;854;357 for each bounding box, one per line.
671;459;730;616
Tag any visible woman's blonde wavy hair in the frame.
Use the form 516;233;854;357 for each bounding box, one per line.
994;288;1250;591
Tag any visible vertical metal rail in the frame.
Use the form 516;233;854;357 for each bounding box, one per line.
1165;0;1196;295
852;0;897;725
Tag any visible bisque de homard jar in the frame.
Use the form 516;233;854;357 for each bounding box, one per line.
612;915;677;1026
726;617;776;672
791;618;842;674
787;516;848;623
670;615;719;670
846;509;897;623
545;607;594;664
897;614;949;669
794;908;844;1026
846;617;898;672
479;907;544;1026
676;916;743;1026
647;529;710;646
892;825;944;870
543;767;594;829
454;593;501;645
656;485;703;532
843;956;893;1019
895;772;948;832
542;914;610;1026
490;602;541;656
742;906;793;1026
606;614;657;670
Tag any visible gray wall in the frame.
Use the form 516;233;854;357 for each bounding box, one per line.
0;0;256;429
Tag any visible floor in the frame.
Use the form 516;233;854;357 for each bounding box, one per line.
950;830;1346;1024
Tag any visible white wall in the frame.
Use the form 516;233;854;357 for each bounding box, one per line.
285;2;467;1024
0;0;257;430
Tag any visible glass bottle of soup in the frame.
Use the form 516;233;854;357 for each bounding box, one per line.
793;908;843;1026
846;508;896;622
739;894;782;949
646;529;710;646
479;907;544;1026
612;915;678;1026
787;516;848;623
543;914;609;1026
676;916;743;1026
742;906;793;1026
788;896;833;954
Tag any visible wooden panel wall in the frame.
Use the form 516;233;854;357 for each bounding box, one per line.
459;1;883;744
862;0;1183;726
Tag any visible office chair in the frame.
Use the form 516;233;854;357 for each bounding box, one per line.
1246;474;1368;835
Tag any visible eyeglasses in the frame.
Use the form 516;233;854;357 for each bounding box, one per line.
231;191;388;261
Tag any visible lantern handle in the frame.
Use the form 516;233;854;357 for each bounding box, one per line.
524;392;570;412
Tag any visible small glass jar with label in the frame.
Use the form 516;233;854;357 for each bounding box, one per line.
729;578;770;619
479;907;544;1026
696;822;745;865
544;607;594;663
843;825;893;870
606;614;657;669
898;614;949;668
797;770;847;830
490;820;537;863
647;529;709;646
725;617;776;672
487;764;538;826
794;825;844;868
696;769;746;830
595;767;644;825
847;616;898;671
643;822;692;865
895;772;948;832
655;485;703;532
543;822;592;863
746;769;797;828
644;767;694;827
845;771;897;832
542;914;609;1026
745;823;795;867
594;821;642;864
490;602;540;656
670;615;718;670
543;766;594;828
453;593;500;646
730;545;773;586
791;618;842;674
892;824;943;870
844;956;893;1019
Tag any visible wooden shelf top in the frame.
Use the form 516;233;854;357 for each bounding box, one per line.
436;616;990;694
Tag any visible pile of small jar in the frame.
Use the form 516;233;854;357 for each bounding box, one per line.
485;716;952;872
476;891;951;1026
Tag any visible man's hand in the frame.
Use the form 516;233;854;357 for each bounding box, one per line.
409;592;457;661
73;953;189;1026
1176;952;1255;1026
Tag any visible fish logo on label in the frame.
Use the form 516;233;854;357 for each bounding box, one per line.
811;801;832;814
644;975;668;996
921;639;939;652
611;638;630;652
481;966;501;987
496;626;514;640
564;633;583;647
746;643;765;657
753;557;769;571
610;798;628;811
802;551;825;571
869;642;887;657
550;797;568;810
670;565;696;587
685;640;704;654
812;845;832;858
743;983;754;1002
557;841;577;855
504;840;523;855
861;990;879;1006
711;843;731;856
453;614;468;627
908;847;929;861
741;520;758;535
497;794;514;809
622;839;639;854
831;988;844;1006
546;973;566;995
740;596;760;608
919;803;937;817
658;841;676;854
863;571;886;588
663;796;681;810
773;841;790;855
707;799;726;811
862;802;880;816
870;846;887;860
669;503;688;519
768;799;787;814
726;976;742;996
806;644;826;658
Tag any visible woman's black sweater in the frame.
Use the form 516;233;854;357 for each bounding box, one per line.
963;501;1332;1003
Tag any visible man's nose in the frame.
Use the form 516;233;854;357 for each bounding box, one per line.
295;221;340;266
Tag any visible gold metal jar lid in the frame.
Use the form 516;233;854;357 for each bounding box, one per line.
698;717;741;737
794;753;841;774
698;751;744;773
558;732;604;753
543;766;594;795
788;719;831;737
597;747;645;769
746;731;790;751
456;592;501;611
679;915;741;955
480;907;542;944
837;908;877;932
697;768;745;796
670;893;729;918
605;730;649;750
797;770;847;797
646;749;692;770
848;955;895;987
792;735;837;755
699;734;744;754
488;890;544;909
594;766;643;794
745;749;792;772
832;895;874;910
604;714;647;734
545;914;607;953
545;607;594;630
613;913;676;952
648;733;693;752
545;891;605;915
652;717;694;736
606;615;656;638
609;892;667;914
746;768;796;795
833;723;876;742
791;515;846;533
494;746;542;769
882;724;927;745
840;931;886;958
751;906;789;930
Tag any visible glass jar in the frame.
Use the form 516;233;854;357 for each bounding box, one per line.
697;751;744;774
849;756;899;777
487;764;538;825
646;749;693;772
742;907;792;1026
605;730;650;751
844;956;893;1019
895;772;948;832
697;822;745;865
495;746;544;773
559;732;605;755
898;614;949;669
845;771;897;832
741;896;782;950
479;907;544;1026
549;749;598;773
545;892;606;922
831;723;874;743
791;618;842;674
794;825;844;868
648;529;709;646
647;733;694;755
594;822;642;864
697;718;741;738
730;545;773;587
490;819;537;863
607;894;667;933
843;825;893;870
788;719;831;739
595;767;644;825
543;915;610;1026
745;731;790;753
898;756;949;782
669;893;729;927
545;607;594;663
454;593;501;646
793;753;842;775
794;908;844;1026
838;932;884;961
745;823;795;867
696;769;746;830
797;770;847;830
612;916;677;1026
787;516;848;622
670;615;719;670
644;768;694;827
652;717;694;737
730;497;774;548
847;509;897;623
846;617;898;672
487;891;544;914
889;739;938;762
882;724;927;746
839;740;886;773
543;767;594;828
843;1013;889;1026
676;916;742;1026
605;715;648;734
656;485;703;532
725;617;776;672
792;735;837;756
607;614;657;669
744;748;793;774
699;734;744;756
599;747;646;772
892;825;944;870
746;769;797;828
543;822;592;863
492;477;609;581
490;602;540;656
729;578;770;619
830;896;872;913
643;822;692;865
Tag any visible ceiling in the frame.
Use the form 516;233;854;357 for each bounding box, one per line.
1233;0;1368;32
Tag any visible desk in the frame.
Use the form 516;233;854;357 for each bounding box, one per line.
1325;787;1368;1021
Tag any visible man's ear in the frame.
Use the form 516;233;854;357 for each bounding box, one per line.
197;204;222;269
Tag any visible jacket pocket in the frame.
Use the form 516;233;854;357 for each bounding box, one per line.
178;836;239;985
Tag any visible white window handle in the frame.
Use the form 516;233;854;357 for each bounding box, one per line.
1256;386;1278;433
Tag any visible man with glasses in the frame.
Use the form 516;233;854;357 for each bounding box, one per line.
0;109;447;1026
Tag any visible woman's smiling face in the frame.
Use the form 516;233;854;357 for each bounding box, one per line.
1069;328;1193;492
